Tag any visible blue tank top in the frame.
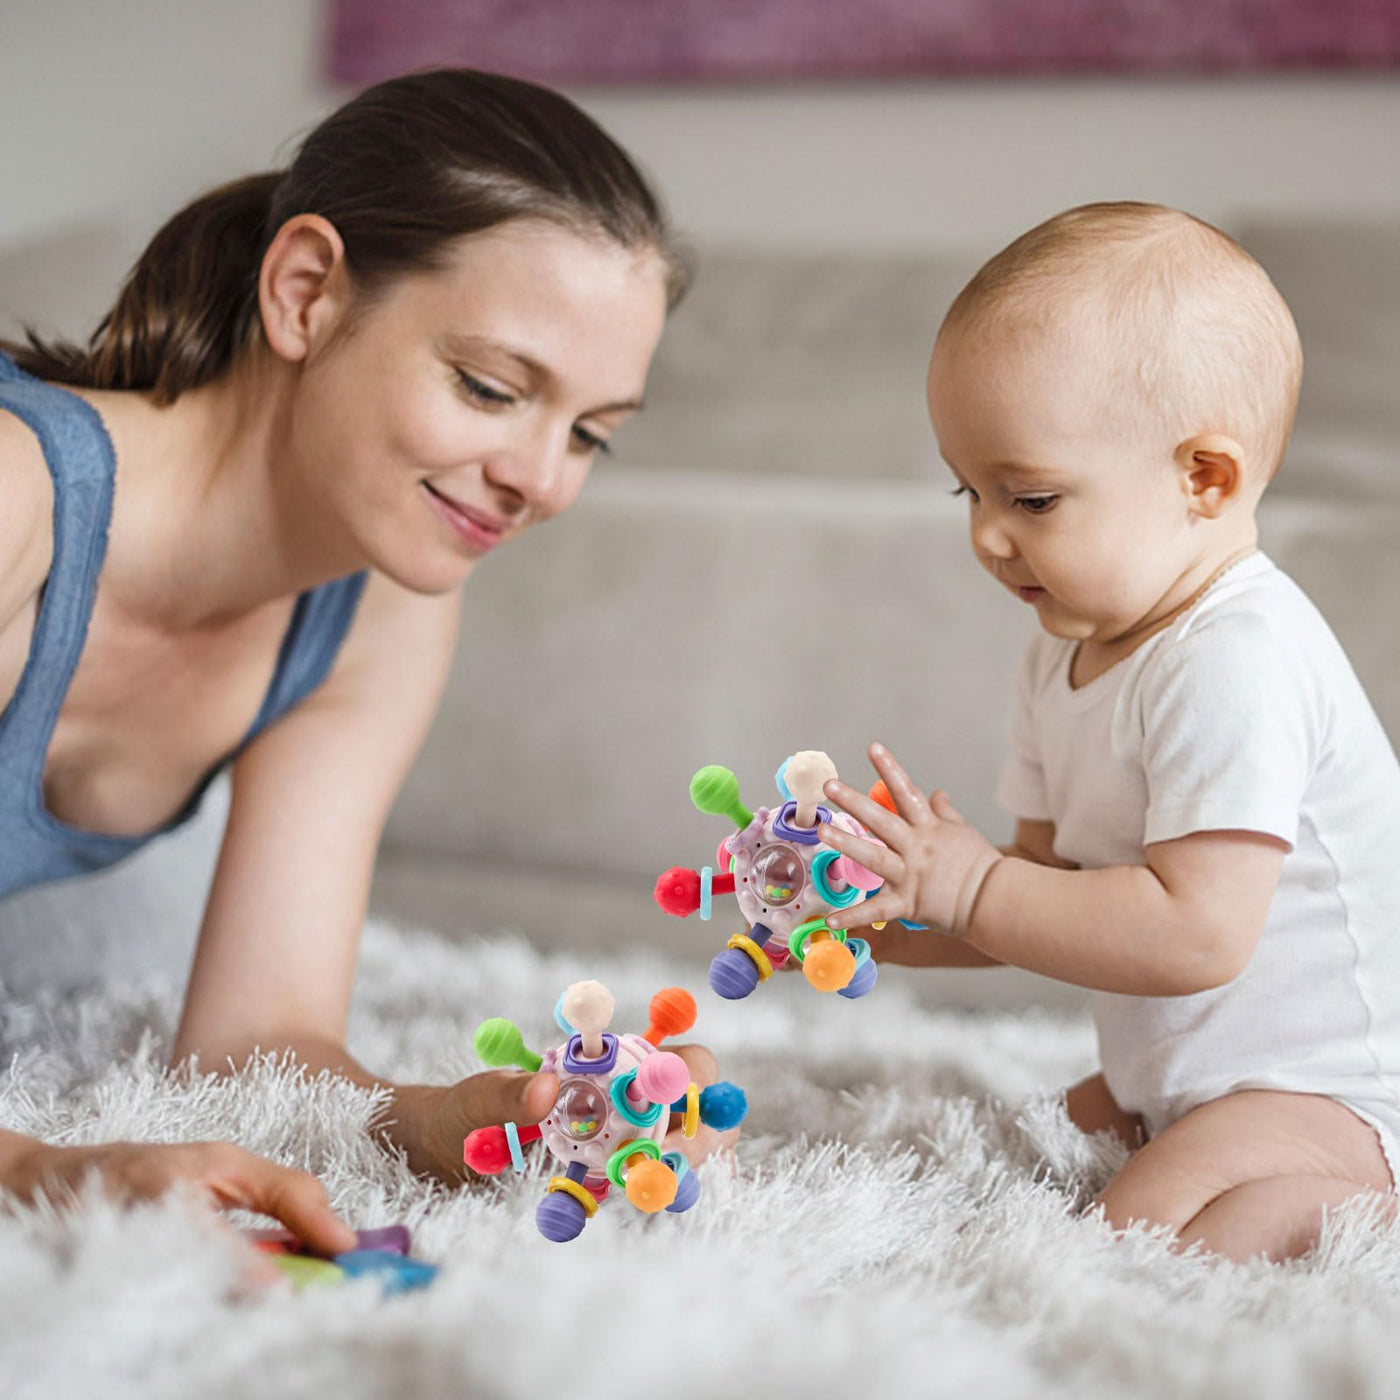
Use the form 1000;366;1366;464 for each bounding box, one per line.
0;352;367;897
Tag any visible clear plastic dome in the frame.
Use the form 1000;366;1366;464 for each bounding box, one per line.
555;1078;609;1141
750;843;806;908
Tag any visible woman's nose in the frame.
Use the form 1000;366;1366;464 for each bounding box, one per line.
483;429;567;511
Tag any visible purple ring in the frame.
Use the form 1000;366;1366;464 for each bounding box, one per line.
562;1031;619;1075
772;800;831;845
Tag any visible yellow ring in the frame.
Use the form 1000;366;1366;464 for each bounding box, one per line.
547;1176;599;1218
727;932;773;982
682;1081;700;1140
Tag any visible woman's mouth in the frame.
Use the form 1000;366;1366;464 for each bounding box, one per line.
423;484;508;552
1017;585;1046;603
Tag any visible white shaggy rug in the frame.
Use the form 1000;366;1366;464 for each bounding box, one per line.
3;918;1400;1400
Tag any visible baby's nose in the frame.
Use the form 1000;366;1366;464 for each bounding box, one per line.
972;517;1017;559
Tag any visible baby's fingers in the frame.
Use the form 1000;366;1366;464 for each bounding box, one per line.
827;889;905;933
817;822;901;884
200;1145;356;1257
866;743;933;826
822;778;906;848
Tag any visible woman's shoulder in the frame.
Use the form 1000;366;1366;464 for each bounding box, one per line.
0;407;55;629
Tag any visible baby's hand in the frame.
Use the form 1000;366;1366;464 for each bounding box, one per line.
0;1136;356;1257
818;742;1002;936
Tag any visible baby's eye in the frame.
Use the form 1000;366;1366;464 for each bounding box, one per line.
1016;494;1058;515
570;424;613;457
949;485;979;504
455;370;516;408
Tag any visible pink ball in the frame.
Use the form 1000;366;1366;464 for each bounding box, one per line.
636;1051;691;1105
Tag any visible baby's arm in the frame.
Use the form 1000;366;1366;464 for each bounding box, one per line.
824;745;1285;996
966;826;1285;994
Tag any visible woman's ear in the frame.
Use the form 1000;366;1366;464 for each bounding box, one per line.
1175;433;1247;519
258;215;349;364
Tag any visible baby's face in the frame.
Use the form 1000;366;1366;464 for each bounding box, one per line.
927;325;1202;649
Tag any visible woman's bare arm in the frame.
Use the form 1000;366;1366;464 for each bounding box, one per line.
170;570;477;1172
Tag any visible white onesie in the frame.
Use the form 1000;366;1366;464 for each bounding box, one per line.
994;552;1400;1179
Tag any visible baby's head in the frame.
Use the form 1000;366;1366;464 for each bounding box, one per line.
927;201;1302;647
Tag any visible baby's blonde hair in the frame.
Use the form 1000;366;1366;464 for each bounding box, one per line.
938;202;1303;482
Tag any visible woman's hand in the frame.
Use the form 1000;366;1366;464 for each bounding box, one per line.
819;742;1002;937
385;1044;739;1184
0;1132;356;1256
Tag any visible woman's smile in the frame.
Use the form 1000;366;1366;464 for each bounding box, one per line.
422;481;510;552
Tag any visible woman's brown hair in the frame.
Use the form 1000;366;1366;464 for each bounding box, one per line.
4;69;690;404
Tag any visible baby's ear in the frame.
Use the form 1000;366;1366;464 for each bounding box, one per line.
1175;434;1246;519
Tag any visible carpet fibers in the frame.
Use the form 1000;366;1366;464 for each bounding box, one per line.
2;920;1399;1399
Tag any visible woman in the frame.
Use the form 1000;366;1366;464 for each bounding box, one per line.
0;68;710;1249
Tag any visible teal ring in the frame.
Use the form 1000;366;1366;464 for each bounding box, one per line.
553;993;574;1034
610;1068;665;1129
811;849;862;909
661;1150;689;1182
699;865;713;921
505;1120;525;1173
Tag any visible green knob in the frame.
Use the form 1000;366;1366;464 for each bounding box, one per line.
473;1017;542;1072
689;764;753;830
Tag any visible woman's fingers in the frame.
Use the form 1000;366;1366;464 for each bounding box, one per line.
662;1042;739;1168
669;1043;718;1088
14;1140;357;1258
210;1148;356;1257
451;1069;560;1138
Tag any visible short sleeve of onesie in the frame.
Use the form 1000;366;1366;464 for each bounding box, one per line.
1139;609;1320;849
994;636;1053;823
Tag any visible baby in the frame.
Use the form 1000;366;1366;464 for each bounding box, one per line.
819;201;1400;1263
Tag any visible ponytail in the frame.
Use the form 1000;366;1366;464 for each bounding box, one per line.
4;173;280;404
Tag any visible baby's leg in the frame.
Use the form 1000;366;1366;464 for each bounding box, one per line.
1094;1089;1393;1262
1064;1071;1145;1150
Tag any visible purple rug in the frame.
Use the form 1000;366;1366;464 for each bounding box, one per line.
328;0;1400;87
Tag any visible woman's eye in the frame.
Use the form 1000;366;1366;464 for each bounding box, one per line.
1017;495;1058;514
571;425;612;456
949;485;979;503
456;370;516;407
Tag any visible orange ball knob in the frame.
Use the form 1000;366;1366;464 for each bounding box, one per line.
644;986;698;1044
625;1157;679;1213
803;936;856;993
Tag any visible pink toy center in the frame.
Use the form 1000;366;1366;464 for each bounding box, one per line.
750;844;805;908
556;1078;608;1142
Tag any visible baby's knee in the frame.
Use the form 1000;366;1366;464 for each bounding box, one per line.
1093;1161;1214;1236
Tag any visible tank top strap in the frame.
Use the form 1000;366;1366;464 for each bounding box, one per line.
236;571;370;752
0;360;117;800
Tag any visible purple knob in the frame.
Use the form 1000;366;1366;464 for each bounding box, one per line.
536;1192;587;1243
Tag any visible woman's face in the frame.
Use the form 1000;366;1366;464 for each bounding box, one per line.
287;219;669;593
